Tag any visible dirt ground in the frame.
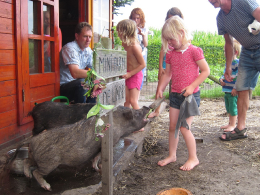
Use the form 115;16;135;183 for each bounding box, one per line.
95;98;260;195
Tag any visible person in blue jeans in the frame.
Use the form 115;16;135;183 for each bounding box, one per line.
60;22;96;104
219;39;241;133
209;0;260;141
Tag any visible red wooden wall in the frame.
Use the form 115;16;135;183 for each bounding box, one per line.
0;0;33;150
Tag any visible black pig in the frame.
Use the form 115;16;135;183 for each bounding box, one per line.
8;106;150;191
29;102;96;135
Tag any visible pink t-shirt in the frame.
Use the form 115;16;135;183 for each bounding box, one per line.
165;44;204;94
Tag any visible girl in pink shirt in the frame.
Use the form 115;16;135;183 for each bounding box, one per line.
156;16;210;171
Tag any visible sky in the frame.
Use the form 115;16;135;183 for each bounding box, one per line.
113;0;260;33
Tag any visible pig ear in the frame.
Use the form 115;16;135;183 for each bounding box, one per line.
122;108;133;120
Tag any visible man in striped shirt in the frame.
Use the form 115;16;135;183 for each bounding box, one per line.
209;0;260;141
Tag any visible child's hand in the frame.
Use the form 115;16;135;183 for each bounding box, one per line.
137;27;143;35
122;72;132;80
231;89;237;96
219;79;226;86
158;69;165;80
182;86;195;97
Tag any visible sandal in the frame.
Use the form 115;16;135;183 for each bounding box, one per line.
219;128;248;141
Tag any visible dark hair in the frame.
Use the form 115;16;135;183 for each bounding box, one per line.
75;22;92;34
165;7;184;21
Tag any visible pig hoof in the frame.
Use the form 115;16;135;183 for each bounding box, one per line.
42;182;51;191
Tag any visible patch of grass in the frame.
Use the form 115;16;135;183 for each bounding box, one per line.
252;81;260;96
200;86;224;98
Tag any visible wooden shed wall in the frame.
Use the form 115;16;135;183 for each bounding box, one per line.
0;0;33;149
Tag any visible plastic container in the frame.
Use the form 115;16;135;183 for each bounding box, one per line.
157;188;192;195
7;147;29;175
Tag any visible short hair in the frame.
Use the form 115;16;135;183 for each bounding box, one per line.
233;39;241;57
165;7;184;21
129;8;146;28
75;22;92;34
116;19;137;46
161;16;191;53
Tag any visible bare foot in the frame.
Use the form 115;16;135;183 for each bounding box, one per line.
223;126;235;132
134;128;144;133
179;158;199;171
220;124;229;129
148;111;159;118
158;156;176;166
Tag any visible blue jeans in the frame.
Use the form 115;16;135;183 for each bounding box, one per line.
236;47;260;91
169;90;200;109
60;78;96;104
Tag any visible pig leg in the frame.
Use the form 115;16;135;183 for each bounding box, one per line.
92;153;102;173
32;169;51;191
24;158;33;178
24;147;36;178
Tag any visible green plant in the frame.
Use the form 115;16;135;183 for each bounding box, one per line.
147;69;158;82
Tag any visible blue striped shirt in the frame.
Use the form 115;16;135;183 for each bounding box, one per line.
220;59;239;93
217;0;260;49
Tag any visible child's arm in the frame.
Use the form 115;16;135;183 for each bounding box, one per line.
122;45;146;79
158;46;165;80
156;63;171;99
182;58;210;96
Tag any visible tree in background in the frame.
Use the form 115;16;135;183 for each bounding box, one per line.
113;0;135;15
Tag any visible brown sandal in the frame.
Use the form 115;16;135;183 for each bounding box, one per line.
219;128;247;141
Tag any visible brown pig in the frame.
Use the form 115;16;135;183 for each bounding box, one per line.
8;106;150;191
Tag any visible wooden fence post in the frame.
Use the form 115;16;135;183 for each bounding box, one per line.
101;111;113;195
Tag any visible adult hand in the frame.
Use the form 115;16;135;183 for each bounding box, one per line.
224;67;233;82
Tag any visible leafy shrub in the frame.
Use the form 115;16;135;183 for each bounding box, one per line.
147;69;159;82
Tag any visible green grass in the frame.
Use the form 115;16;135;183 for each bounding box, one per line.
200;86;223;99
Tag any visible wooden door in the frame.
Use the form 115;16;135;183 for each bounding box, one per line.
18;0;60;125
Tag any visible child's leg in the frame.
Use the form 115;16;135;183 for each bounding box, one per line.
128;88;140;110
124;86;131;108
179;116;199;171
223;114;237;132
221;95;230;129
158;107;179;166
148;104;161;118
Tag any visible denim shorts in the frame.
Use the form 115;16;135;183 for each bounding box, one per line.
169;90;200;109
235;47;260;91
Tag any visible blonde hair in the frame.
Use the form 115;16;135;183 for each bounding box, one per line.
161;16;191;53
116;19;137;46
233;39;241;57
129;8;146;28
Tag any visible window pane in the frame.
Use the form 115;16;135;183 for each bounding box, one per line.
28;0;39;35
29;39;41;74
43;5;53;36
93;0;109;43
44;41;52;72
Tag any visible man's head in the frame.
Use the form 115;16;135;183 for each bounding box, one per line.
75;22;93;51
208;0;222;8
